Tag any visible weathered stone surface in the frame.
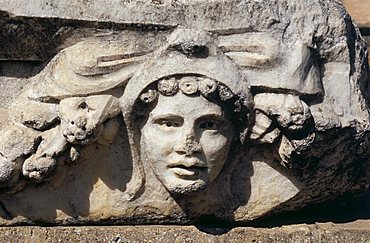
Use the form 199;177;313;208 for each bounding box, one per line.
0;0;369;226
341;0;370;63
1;222;370;242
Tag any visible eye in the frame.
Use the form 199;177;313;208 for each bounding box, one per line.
156;119;182;129
78;102;88;110
200;121;219;130
164;121;180;127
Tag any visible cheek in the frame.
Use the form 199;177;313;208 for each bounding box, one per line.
200;133;232;182
200;133;232;165
141;124;177;159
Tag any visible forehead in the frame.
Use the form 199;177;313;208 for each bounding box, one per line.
150;92;224;118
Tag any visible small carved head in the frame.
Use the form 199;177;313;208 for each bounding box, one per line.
59;95;120;145
137;76;250;195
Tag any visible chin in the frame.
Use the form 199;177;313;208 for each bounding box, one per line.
164;179;208;196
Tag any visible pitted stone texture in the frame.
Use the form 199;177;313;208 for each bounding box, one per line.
1;222;370;242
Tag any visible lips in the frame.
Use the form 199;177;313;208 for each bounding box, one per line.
167;159;207;177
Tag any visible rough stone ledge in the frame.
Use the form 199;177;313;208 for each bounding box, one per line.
1;221;370;242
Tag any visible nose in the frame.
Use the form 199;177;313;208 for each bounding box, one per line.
174;132;202;156
70;116;87;130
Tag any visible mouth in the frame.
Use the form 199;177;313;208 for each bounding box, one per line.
167;160;207;177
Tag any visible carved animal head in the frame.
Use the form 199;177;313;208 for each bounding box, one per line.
59;95;120;145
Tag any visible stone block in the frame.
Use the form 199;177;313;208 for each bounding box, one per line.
0;0;369;227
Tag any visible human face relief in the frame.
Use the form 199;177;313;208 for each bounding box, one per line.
140;92;234;195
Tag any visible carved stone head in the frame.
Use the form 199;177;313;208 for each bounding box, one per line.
138;76;247;194
120;29;252;196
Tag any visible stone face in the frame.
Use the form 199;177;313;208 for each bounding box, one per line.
0;0;369;225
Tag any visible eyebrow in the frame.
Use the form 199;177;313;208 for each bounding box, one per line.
150;113;224;121
150;113;182;121
196;113;224;122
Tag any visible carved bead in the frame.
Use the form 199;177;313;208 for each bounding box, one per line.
158;78;178;96
218;84;234;100
199;78;217;97
179;77;198;95
139;89;158;103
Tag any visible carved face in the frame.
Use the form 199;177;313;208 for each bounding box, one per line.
140;91;234;195
59;95;120;145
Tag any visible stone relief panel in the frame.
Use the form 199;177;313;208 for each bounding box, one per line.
0;0;369;225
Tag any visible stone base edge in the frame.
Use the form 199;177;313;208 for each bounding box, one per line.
1;221;370;242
